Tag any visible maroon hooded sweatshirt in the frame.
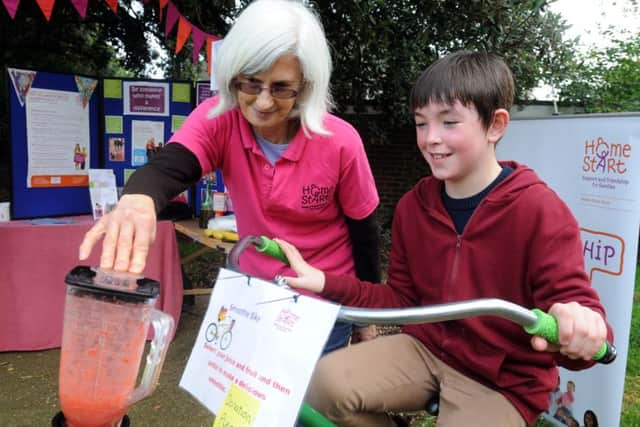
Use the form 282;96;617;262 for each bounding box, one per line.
322;161;613;424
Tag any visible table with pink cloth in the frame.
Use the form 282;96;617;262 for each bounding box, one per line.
0;216;183;352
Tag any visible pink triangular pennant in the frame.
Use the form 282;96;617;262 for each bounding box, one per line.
104;0;116;14
35;0;54;20
69;0;87;18
164;1;179;37
2;0;20;19
191;26;206;64
175;16;192;54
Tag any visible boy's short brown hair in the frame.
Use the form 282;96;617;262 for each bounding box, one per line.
410;50;515;129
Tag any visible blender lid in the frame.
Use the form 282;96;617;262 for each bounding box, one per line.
65;266;160;300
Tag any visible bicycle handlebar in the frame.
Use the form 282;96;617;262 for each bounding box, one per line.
226;235;616;364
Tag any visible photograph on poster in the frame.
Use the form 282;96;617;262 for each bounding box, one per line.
108;137;125;162
131;120;164;166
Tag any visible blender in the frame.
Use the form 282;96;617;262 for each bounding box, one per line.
53;266;174;427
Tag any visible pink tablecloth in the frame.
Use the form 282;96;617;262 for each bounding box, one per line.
0;216;183;352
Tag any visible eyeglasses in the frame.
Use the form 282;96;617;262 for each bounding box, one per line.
233;80;300;99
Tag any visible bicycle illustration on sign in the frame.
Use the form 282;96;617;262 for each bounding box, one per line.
205;306;236;350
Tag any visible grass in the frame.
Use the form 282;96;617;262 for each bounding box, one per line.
621;264;640;426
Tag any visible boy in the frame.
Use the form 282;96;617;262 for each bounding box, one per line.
275;50;612;427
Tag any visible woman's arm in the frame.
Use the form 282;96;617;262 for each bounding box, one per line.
345;211;381;283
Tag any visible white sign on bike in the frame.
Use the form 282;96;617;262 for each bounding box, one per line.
180;268;340;427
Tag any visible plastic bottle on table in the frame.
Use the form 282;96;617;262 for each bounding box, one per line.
198;176;213;229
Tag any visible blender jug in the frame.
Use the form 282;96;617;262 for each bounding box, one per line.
57;266;174;427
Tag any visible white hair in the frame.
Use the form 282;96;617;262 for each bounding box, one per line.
209;0;333;136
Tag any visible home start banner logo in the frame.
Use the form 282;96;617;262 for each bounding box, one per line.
180;268;340;427
582;136;631;191
498;114;639;427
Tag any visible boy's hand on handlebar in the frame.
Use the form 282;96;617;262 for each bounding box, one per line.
530;302;607;361
78;194;157;274
273;238;325;293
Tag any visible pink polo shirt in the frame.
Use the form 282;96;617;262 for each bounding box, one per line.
169;97;379;281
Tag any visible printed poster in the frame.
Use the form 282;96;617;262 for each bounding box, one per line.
197;81;217;106
180;268;340;427
498;115;640;427
123;81;169;116
131;120;164;167
88;169;118;220
25;87;91;188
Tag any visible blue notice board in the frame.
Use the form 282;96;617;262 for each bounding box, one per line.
8;68;100;219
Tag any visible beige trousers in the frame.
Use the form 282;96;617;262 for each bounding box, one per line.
306;333;526;427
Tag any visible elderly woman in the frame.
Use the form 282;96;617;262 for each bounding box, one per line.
79;0;380;353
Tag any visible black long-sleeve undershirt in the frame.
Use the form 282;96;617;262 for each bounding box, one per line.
122;143;202;213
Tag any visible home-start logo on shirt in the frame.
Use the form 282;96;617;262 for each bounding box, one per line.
301;184;334;209
582;136;632;191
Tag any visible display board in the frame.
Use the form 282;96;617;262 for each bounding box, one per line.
8;68;100;219
8;73;223;220
101;78;193;188
498;113;639;427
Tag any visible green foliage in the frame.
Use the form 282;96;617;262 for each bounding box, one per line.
0;0;579;140
312;0;575;134
558;34;640;112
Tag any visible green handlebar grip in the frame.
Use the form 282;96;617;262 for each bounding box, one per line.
254;236;289;265
298;402;336;427
524;308;616;364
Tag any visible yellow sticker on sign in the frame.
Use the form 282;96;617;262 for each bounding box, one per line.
213;383;261;427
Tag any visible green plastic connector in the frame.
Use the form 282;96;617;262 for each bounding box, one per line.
254;236;289;265
298;402;336;427
524;308;615;363
524;308;559;343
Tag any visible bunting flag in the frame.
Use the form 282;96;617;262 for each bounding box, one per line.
35;0;54;20
70;0;87;19
8;68;37;108
74;75;98;109
104;0;116;14
191;26;206;65
2;0;19;18
158;0;167;21
206;38;213;76
175;15;191;54
164;1;179;37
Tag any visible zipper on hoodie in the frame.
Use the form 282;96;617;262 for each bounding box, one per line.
447;235;462;299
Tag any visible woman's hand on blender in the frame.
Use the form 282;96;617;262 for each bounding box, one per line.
78;194;157;274
273;238;326;293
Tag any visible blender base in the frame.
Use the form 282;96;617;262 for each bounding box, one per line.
51;411;131;427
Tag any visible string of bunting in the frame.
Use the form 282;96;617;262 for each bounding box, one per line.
1;0;116;21
161;0;222;70
3;0;222;71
